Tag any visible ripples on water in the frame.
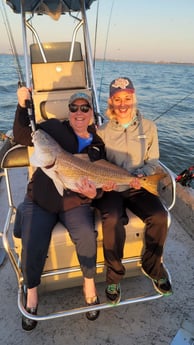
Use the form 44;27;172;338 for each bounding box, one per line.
0;55;194;179
0;55;19;133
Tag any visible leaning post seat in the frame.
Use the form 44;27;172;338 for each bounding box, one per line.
31;89;92;122
1;144;176;322
37;209;145;291
1;144;146;292
30;42;89;123
14;41;148;291
14;209;145;291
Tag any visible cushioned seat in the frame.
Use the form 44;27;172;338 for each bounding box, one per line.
30;41;90;123
14;208;145;291
2;144;145;291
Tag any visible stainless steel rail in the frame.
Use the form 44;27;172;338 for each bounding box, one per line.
1;157;172;322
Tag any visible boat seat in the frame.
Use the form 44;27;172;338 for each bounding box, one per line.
30;42;83;63
30;41;87;92
1;145;29;168
30;41;90;122
31;61;87;92
32;89;92;122
1;144;146;291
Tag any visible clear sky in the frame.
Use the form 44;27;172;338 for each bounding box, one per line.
0;0;194;63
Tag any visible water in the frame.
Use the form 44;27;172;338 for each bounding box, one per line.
0;54;194;182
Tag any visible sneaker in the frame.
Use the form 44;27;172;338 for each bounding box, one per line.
141;267;173;296
152;277;173;296
105;283;121;304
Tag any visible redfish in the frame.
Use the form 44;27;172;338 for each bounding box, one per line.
30;129;166;196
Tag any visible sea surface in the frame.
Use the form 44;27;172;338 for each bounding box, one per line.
0;54;194;182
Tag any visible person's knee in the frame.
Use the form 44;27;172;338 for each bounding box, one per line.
101;209;119;225
101;207;128;226
158;209;168;225
150;209;168;227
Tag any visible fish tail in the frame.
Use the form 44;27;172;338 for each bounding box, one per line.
140;173;166;196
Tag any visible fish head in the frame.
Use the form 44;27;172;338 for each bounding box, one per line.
30;129;59;167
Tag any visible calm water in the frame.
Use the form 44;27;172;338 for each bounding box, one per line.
0;54;194;179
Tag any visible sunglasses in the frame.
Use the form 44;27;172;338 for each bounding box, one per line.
68;103;91;113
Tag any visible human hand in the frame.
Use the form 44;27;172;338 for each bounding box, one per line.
102;181;117;192
17;87;31;108
130;177;142;189
74;177;97;199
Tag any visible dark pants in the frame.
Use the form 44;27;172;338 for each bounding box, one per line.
94;188;168;284
93;191;128;284
14;197;97;288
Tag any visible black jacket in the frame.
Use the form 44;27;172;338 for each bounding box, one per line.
13;105;106;213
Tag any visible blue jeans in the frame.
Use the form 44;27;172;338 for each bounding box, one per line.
14;197;97;288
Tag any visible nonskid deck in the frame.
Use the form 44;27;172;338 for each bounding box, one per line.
0;165;194;345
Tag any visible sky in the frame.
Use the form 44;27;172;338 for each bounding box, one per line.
0;0;194;63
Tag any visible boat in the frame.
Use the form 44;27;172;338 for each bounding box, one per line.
0;1;194;343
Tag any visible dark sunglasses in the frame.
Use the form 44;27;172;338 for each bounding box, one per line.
68;103;91;113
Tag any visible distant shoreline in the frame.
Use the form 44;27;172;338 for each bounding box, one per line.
1;53;194;66
96;58;194;66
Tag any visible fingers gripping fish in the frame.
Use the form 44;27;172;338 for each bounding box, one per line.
30;129;166;197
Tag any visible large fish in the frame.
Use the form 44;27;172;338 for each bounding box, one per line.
30;129;166;196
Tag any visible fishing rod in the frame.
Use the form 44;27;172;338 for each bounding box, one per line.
98;0;115;105
1;0;25;86
154;92;194;188
93;0;99;69
162;165;194;192
2;0;36;132
153;91;194;122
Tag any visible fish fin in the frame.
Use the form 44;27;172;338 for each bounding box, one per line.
53;182;64;196
140;173;167;196
42;168;64;196
30;150;54;167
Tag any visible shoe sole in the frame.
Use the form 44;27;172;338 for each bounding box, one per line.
22;317;38;331
152;280;173;297
86;310;100;321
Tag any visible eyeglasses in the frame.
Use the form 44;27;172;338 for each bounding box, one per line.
68;103;91;113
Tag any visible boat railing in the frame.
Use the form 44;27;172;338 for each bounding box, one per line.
1;0;176;322
0;143;176;322
159;160;177;211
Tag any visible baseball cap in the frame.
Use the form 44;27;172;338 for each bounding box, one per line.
110;77;135;97
69;92;92;107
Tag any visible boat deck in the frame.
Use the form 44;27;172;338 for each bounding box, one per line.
0;166;194;345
